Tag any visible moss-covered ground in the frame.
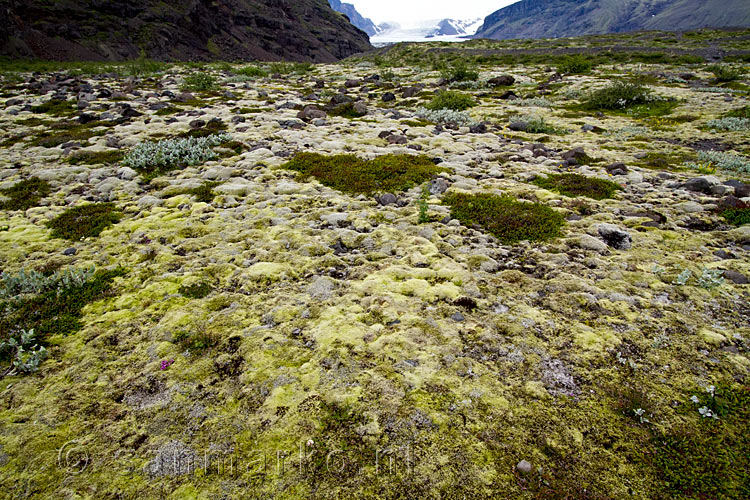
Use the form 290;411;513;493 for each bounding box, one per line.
0;27;748;500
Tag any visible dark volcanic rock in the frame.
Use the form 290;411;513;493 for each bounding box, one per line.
488;75;515;87
1;0;372;62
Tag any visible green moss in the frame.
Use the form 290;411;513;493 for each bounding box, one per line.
66;150;124;165
173;328;220;352
30;99;76;117
721;207;750;226
282;152;447;195
179;281;214;299
533;173;623;200
443;192;565;244
0;267;127;348
46;203;122;240
426;90;476;111
0;177;51;210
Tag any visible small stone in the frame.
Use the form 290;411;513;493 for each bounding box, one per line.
675;201;704;214
508;121;529;132
488;75;515;87
577;234;608;253
516;460;533;474
451;312;465;322
378;193;398;206
596;224;632;250
428;178;449;195
62;247;77;256
605;162;628;175
723;270;749;285
382;92;396;102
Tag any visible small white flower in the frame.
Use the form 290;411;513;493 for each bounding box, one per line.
690;395;700;404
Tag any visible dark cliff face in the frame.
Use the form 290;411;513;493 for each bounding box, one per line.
0;0;373;62
474;0;750;40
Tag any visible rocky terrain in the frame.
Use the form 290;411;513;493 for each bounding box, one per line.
475;0;750;40
0;29;749;500
0;0;372;62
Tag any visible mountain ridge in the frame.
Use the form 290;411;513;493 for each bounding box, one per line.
0;0;372;62
474;0;750;40
328;0;381;37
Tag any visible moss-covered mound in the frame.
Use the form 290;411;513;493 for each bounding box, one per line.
426;90;476;111
533;173;623;200
443;192;565;244
46;203;122;240
282;153;447;195
0;177;51;210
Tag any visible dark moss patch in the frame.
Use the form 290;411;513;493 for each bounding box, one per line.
443;192;565;244
633;151;694;171
17;117;49;127
721;207;750;226
533;173;623;200
66;150;124;165
282;153;447;195
173;328;221;352
170;182;220;203
178;120;228;139
154;106;180;116
0;267;127;348
0;177;51;210
328;102;366;119
724;106;750;119
30;99;76;117
0;135;26;147
179;281;214;299
29;121;107;148
641;384;749;500
46;202;122;240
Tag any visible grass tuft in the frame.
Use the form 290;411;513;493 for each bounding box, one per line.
0;177;51;210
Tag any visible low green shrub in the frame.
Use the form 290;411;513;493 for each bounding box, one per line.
582;81;652;110
441;61;479;82
426;91;476;111
706;64;744;83
236;65;268;78
123;133;232;179
533;173;623;200
557;54;594;74
180;73;218;92
721;208;750;226
0;177;50;210
282;153;447;195
46;202;122;240
443;192;565;244
0;267;126;351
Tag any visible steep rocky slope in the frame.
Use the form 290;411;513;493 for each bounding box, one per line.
329;0;380;37
0;0;372;62
475;0;750;40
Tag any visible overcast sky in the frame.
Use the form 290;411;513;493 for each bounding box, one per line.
347;1;519;27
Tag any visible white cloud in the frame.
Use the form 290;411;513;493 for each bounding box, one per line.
347;0;519;27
